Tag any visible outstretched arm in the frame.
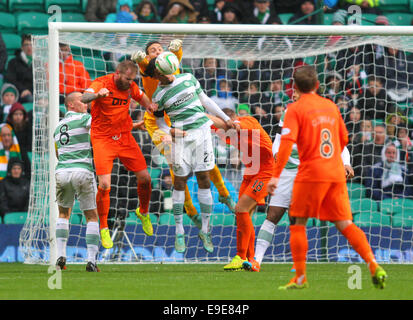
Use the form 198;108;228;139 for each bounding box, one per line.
81;88;109;103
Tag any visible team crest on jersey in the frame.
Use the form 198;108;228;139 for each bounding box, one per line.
183;81;191;87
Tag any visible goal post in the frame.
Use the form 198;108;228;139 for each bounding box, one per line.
20;22;413;265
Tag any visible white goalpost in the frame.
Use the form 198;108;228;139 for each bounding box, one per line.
19;22;413;265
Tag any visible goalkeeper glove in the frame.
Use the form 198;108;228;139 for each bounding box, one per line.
131;50;146;63
168;39;183;52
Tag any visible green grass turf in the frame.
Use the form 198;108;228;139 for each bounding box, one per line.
0;263;411;300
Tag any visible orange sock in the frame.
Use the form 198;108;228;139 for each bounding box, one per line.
209;165;229;198
236;212;253;260
289;225;308;280
137;180;151;214
96;187;110;230
341;223;378;275
246;218;256;261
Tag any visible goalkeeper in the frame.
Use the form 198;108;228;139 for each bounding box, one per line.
131;39;236;231
54;92;101;272
144;57;236;253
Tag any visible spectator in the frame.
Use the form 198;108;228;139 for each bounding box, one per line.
0;84;19;123
134;0;161;23
105;0;138;23
288;0;317;25
344;106;361;144
324;71;344;102
231;60;262;94
353;119;374;145
397;127;413;155
250;0;282;25
374;47;413;103
210;79;239;112
5;34;33;103
0;158;30;223
195;57;226;97
59;43;92;105
386;112;407;141
210;0;225;23
364;142;412;201
344;64;367;104
263;77;290;107
220;2;244;24
239;82;266;115
188;0;209;21
162;0;199;23
342;0;381;14
85;0;117;22
352;123;387;181
0;124;22;180
0;34;7;77
335;95;352;117
357;76;396;121
6;103;32;177
237;103;251;116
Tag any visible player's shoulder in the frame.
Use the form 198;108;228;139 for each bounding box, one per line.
238;115;260;127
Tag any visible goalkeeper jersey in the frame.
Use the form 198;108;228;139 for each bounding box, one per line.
54;111;93;174
152;73;211;131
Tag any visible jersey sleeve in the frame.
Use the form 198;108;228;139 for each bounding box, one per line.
131;82;144;102
279;105;299;143
85;78;104;94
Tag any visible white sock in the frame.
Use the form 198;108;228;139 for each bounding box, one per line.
56;217;69;259
172;189;185;235
86;221;100;264
198;188;213;234
255;219;276;265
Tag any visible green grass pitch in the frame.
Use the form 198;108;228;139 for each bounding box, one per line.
0;263;412;300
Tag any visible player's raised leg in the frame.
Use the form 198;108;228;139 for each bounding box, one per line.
195;170;214;253
209;165;236;213
134;169;153;236
335;220;387;289
96;174;113;249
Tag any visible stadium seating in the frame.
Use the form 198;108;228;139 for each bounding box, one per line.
353;211;391;227
61;12;87;22
380;198;413;215
379;0;410;13
210;213;235;226
252;212;266;226
3;212;28;224
0;13;17;34
45;0;82;12
350;198;379;214
347;182;367;199
2;33;22;56
279;13;294;25
69;213;83;224
17;12;49;35
159;213;192;225
9;0;44;12
387;12;413;25
391;212;413;227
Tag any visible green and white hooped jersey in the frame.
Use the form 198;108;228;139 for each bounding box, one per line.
152;73;212;131
54;111;93;173
274;110;299;170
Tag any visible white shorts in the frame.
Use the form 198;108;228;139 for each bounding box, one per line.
269;168;297;208
169;124;215;177
55;170;97;211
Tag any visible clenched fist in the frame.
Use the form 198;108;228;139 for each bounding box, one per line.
168;39;182;52
131;50;146;63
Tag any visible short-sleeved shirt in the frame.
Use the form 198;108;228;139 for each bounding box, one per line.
54;111;93;173
85;74;144;137
280;92;348;183
214;115;274;177
152;73;211;131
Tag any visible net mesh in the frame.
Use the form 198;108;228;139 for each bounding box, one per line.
20;29;413;264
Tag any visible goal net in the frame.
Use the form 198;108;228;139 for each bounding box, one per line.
20;23;413;264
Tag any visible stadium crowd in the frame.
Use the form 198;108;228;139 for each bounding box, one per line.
1;0;413;223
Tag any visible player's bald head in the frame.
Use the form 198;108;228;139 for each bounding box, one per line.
293;65;318;93
65;91;81;108
116;59;138;75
